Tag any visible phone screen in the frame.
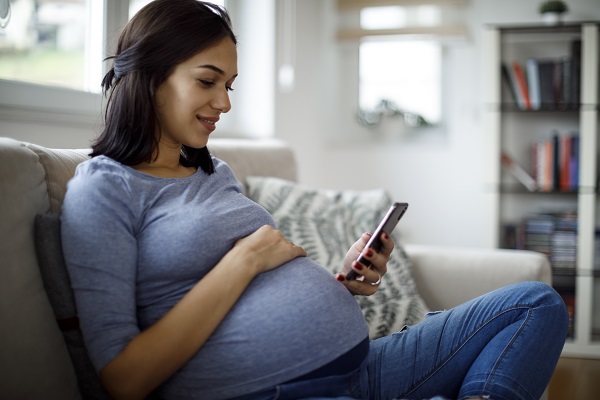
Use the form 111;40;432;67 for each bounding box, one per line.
346;202;408;280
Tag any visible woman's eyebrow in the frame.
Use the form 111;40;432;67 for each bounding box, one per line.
197;64;225;74
196;64;238;80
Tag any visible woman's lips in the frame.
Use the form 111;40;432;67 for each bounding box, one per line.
197;116;218;132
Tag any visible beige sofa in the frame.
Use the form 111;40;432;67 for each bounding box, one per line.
0;137;551;399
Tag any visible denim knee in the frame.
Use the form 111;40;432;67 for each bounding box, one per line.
520;281;569;337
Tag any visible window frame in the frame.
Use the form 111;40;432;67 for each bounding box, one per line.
0;0;128;127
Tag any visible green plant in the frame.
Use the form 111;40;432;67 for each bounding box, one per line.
539;0;569;14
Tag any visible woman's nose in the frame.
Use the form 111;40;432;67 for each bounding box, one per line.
212;88;231;113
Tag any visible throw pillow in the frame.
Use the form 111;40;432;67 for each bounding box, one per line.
34;213;111;400
245;176;429;338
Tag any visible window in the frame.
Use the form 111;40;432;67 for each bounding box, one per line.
0;0;128;125
337;0;467;130
0;0;102;92
359;39;441;127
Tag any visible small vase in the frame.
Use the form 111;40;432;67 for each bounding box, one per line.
542;12;563;25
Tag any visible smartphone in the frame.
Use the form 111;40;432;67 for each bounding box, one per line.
346;202;408;281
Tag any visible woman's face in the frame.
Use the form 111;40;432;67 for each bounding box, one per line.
155;37;237;150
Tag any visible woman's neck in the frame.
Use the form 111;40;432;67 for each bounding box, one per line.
133;144;196;178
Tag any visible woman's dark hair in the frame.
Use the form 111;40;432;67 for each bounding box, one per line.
92;0;237;174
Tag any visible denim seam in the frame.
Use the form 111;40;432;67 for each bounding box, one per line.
482;308;534;399
401;304;532;399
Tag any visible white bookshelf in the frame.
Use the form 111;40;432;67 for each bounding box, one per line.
484;22;600;358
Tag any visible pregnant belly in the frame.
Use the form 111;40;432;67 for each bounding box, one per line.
169;257;369;396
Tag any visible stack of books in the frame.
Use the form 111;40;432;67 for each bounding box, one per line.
550;214;578;271
502;210;578;272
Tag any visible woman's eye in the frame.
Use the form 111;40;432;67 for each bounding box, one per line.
198;79;214;87
198;80;234;92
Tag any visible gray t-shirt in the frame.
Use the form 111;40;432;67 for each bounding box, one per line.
61;155;368;399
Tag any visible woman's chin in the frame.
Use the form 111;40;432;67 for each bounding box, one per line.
186;136;210;149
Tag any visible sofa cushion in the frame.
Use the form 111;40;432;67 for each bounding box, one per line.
246;176;429;338
25;144;90;213
34;213;111;400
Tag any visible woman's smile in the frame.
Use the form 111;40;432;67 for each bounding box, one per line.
197;115;219;132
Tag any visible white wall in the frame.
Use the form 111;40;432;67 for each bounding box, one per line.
274;0;600;248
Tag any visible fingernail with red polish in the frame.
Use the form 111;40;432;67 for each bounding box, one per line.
366;250;373;257
383;233;389;240
354;262;363;270
337;274;345;282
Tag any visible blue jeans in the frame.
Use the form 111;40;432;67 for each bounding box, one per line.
232;281;568;400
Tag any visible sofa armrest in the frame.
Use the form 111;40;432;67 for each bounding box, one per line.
404;244;552;311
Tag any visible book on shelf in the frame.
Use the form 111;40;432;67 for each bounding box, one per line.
569;39;581;109
551;214;578;270
526;58;541;110
501;64;521;108
502;210;578;272
500;152;537;191
512;62;531;110
559;135;571;190
500;38;581;110
553;135;560;190
538;59;557;109
502;63;526;110
532;132;579;192
524;215;555;258
570;135;579;189
533;137;555;192
559;56;571;109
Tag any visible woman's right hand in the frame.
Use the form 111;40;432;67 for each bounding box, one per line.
232;225;307;274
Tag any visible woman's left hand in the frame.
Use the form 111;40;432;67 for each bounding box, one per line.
336;232;394;296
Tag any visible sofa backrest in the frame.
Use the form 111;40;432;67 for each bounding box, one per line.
0;137;297;399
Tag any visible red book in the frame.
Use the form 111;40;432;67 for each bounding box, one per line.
512;62;531;110
560;135;571;191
